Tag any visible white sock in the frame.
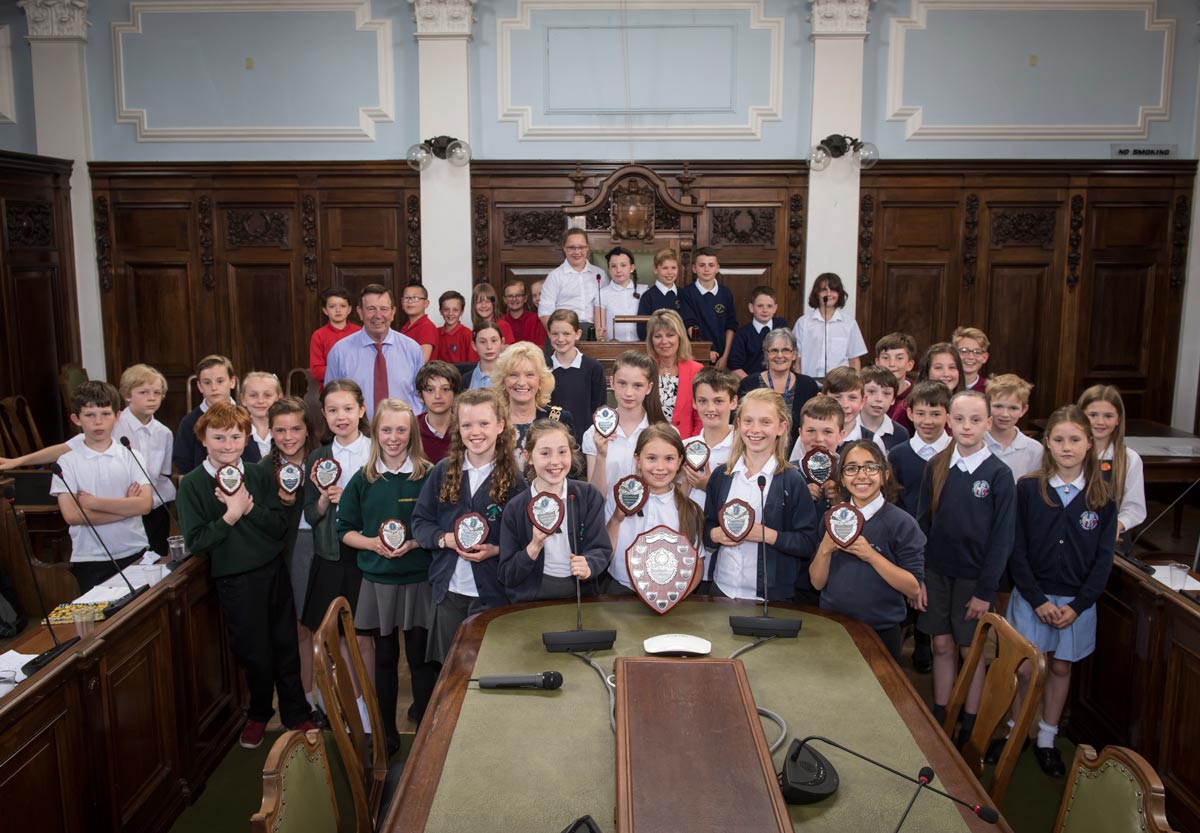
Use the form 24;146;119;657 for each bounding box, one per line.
1003;718;1014;738
305;691;316;709
357;696;372;733
1036;720;1058;749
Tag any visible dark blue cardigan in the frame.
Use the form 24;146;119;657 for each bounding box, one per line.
411;458;526;608
702;464;818;600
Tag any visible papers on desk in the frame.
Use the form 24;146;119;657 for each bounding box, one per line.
74;584;132;605
72;564;166;605
1126;437;1200;458
1150;566;1200;592
0;650;34;683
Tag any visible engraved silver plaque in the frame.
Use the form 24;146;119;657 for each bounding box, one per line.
215;465;243;496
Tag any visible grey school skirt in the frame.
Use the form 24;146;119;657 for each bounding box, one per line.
427;591;486;664
287;532;316;617
355;578;434;636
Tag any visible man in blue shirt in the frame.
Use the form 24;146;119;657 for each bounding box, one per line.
325;283;425;415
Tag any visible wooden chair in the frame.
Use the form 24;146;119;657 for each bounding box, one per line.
943;611;1046;806
312;596;388;833
185;374;196;413
0;492;79;615
250;729;341;833
1052;744;1177;833
0;396;43;458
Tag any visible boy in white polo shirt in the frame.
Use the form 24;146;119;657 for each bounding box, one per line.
49;381;152;593
984;374;1043;480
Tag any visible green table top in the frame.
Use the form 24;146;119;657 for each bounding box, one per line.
388;598;1004;833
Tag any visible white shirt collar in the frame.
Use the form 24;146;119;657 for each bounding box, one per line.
686;428;734;452
559;259;591;276
732;455;777;480
859;493;886;522
333;434;369;454
375;457;414;475
909;433;951;457
874;415;896;436
696;281;718;296
655;281;677;296
648;489;674;505
949;445;991;473
464;455;495;475
808;307;844;323
605;279;635;294
752;319;773;334
202;457;244;477
1049;472;1086;490
552;351;583;370
77;438;119;459
842;420;864;443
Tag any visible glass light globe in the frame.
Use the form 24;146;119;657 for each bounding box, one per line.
446;139;472;167
405;143;433;171
853;142;880;169
807;144;832;172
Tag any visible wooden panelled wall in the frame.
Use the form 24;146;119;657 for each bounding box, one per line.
0;151;80;442
90;163;421;426
88;159;1193;426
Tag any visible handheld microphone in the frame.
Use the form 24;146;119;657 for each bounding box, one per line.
50;463;148;614
543;491;616;653
473;671;563;690
781;736;999;824
3;486;80;675
729;474;800;638
892;766;936;833
119;436;177;524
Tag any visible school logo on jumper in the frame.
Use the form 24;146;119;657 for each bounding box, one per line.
714;303;726;314
972;480;991;498
486;503;502;522
1079;511;1099;531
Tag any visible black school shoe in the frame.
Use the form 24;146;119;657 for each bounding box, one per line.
984;735;1029;764
1034;744;1066;777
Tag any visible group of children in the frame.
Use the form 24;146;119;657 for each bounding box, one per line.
1;271;1148;778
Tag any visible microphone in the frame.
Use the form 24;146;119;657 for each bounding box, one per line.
50;463;148;614
730;474;801;638
473;671;563;690
3;486;80;676
780;735;999;824
892;766;936;833
119;436;177;525
543;491;616;653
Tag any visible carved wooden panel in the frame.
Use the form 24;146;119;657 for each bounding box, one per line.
709;207;776;247
224;207;291;250
227;264;297;379
326;206;399;250
5;200;54;248
880;205;957;251
1092;204;1169;250
985;264;1049;392
114;207;191;251
502;209;565;246
124;264;195;425
988;207;1056;249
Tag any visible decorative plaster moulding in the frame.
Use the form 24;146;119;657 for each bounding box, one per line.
19;0;90;41
112;0;395;142
809;0;873;38
410;0;477;38
886;0;1174;140
496;0;784;141
0;26;15;124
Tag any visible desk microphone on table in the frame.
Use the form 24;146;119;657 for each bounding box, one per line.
543;492;616;653
779;735;999;824
50;463;148;614
3;486;80;676
471;671;563;690
119;436;176;525
729;475;801;638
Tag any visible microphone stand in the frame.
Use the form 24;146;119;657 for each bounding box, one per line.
543;491;616;653
51;463;148;615
119;436;186;570
730;475;801;638
892;767;935;833
3;487;80;676
595;273;604;342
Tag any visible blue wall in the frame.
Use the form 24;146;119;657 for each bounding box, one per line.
864;0;1198;158
0;4;38;156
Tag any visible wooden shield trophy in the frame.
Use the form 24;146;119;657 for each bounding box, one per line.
276;462;303;495
626;526;701;614
801;446;835;485
313;458;342;489
614;475;648;516
454;512;489;550
593;406;618;439
528;491;565;535
719;498;755;544
683;439;710;472
825;503;865;548
379;519;407;553
215;465;243;496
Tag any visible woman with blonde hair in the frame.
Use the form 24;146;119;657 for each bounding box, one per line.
645;309;703;437
491;341;576;451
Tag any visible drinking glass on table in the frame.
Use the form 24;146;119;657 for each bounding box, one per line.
0;669;16;696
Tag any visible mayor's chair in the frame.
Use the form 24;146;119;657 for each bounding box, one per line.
943;611;1046;805
1052;744;1177;833
251;729;340;833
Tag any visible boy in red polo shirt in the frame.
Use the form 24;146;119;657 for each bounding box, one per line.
434;290;476;362
308;287;361;385
400;282;438;361
500;278;546;345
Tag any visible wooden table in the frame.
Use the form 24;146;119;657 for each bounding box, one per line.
385;597;1010;833
0;556;242;833
1125;419;1200;541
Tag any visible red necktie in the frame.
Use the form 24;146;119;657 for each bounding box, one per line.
373;343;389;405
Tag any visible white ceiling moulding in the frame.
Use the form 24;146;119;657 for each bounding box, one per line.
886;0;1174;140
496;0;784;141
112;0;395;142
